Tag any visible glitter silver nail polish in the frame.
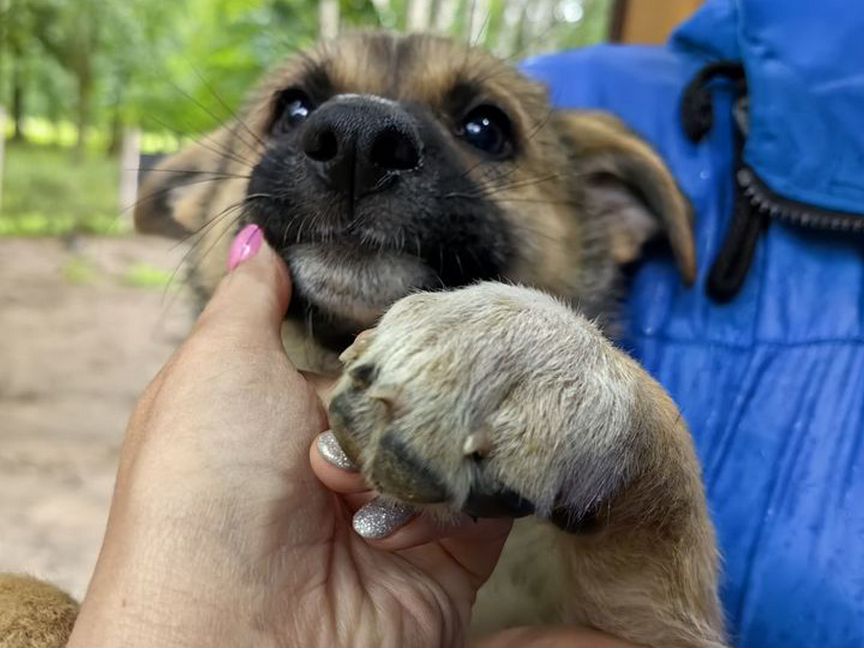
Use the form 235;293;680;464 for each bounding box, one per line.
353;498;416;539
317;431;358;472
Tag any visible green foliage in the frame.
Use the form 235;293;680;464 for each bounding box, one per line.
129;0;380;136
0;142;124;235
1;0;613;142
0;0;613;237
62;256;98;284
121;262;174;289
557;0;613;50
61;256;174;289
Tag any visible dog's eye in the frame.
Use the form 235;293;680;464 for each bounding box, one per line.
458;105;513;157
274;89;315;132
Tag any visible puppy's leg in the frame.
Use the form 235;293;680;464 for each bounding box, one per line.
329;282;725;648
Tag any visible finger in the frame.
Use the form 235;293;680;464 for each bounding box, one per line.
352;499;512;592
354;501;511;552
395;514;511;598
310;431;369;494
194;224;292;348
311;432;512;551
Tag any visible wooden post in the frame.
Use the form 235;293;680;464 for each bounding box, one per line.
319;0;340;40
468;0;491;44
610;0;703;44
370;0;392;25
406;0;432;31
496;0;529;56
118;127;141;229
0;107;6;215
432;0;458;32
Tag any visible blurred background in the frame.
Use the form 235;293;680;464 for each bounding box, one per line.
0;0;699;599
0;0;616;241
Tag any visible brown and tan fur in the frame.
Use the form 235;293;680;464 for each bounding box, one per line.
0;575;78;648
330;284;723;647
1;32;725;647
136;33;695;363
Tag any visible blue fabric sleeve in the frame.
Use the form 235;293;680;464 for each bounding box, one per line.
522;44;864;648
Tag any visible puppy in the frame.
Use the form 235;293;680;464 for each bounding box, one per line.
1;31;725;647
138;30;723;647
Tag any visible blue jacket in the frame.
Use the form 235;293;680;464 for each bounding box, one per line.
522;1;864;646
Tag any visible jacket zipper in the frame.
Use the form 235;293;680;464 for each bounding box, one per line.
737;166;864;233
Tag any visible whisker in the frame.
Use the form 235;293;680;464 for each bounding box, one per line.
186;205;251;275
488;171;563;192
507;219;571;244
144;112;256;170
122;174;250;219
164;77;263;156
453;251;465;276
188;64;267;150
491;196;579;206
444;105;554;193
170;197;254;261
441;172;563;200
173;196;259;252
132;168;251;180
163;201;250;296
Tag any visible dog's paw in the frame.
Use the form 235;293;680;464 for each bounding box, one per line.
328;282;647;526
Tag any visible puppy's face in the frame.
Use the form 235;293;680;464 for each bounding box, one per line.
137;32;694;355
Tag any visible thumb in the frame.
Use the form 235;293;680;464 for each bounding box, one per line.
195;224;292;346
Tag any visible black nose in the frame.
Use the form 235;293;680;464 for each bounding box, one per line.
301;96;422;200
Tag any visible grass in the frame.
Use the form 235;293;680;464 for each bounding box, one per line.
58;257;177;290
0;141;130;236
0;138;181;292
4;116;182;154
121;262;175;289
62;257;99;285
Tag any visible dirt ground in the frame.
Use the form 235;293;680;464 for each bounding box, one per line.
0;236;193;599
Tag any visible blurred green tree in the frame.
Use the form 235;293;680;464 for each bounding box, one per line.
0;0;612;235
0;0;612;149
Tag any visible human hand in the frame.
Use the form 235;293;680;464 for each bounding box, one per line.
310;442;641;648
68;225;511;648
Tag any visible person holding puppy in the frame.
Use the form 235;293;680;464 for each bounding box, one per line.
66;231;626;648
9;0;863;645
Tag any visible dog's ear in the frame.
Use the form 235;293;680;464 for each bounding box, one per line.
133;128;233;239
555;111;696;284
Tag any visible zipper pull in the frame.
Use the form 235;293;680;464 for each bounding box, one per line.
706;173;769;303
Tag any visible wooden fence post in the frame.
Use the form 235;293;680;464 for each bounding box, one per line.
468;0;491;44
319;0;340;39
406;0;432;31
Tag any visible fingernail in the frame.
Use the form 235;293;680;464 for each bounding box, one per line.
317;431;358;472
227;224;263;271
353;498;416;539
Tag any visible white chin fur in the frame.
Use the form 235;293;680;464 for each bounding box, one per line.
285;243;436;327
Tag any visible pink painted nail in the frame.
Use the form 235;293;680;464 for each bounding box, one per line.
227;224;263;271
